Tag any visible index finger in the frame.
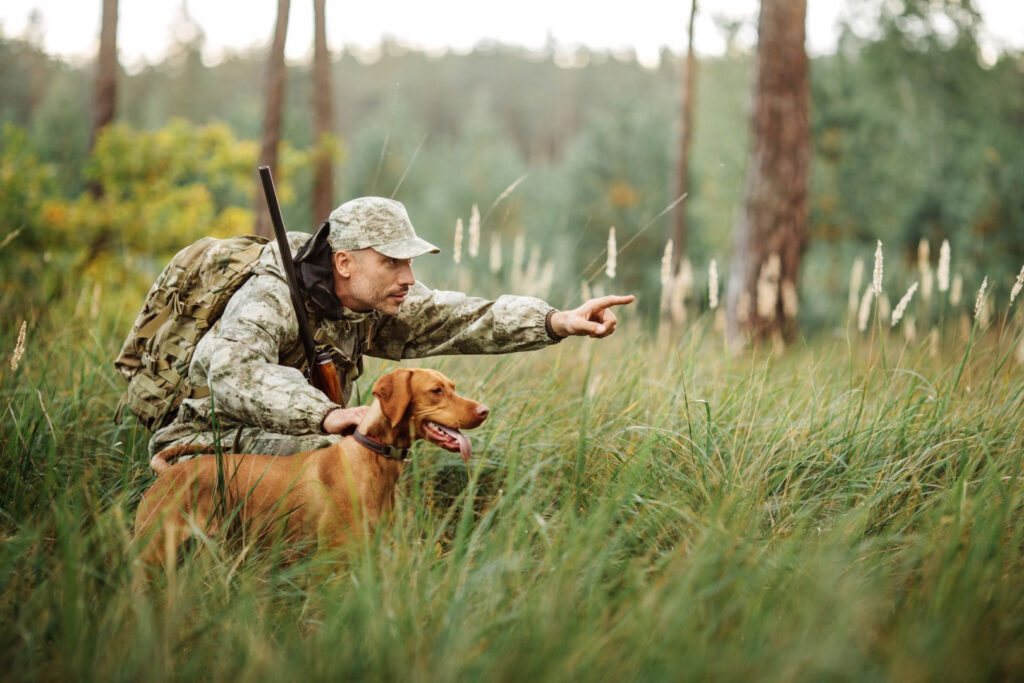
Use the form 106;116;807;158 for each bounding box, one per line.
587;294;635;310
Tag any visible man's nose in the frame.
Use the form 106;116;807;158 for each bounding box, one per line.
398;263;415;286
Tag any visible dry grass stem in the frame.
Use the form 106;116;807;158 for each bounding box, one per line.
0;229;21;251
879;295;892;323
951;274;963;306
891;281;919;327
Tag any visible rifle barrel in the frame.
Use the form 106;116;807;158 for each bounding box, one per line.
258;166;318;369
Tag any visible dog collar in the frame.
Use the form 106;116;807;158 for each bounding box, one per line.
353;431;411;461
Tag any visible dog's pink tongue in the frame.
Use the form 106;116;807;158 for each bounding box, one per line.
455;431;471;462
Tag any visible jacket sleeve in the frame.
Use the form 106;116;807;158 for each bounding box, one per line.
193;274;337;435
367;281;560;360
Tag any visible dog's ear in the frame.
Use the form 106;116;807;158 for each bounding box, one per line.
373;369;413;428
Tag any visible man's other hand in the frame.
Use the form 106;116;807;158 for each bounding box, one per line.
549;295;635;339
323;406;371;434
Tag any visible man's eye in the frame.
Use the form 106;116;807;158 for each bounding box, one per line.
387;258;398;266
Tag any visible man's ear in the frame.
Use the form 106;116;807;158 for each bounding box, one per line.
373;369;413;428
334;250;353;278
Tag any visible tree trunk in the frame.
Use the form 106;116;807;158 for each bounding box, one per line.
671;0;698;271
311;0;335;222
726;0;810;349
254;0;291;238
90;0;118;197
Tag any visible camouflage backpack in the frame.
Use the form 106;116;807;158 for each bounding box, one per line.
114;235;270;431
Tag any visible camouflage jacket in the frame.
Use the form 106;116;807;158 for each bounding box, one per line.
164;232;559;438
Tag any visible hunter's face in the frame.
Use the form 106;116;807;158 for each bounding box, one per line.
338;249;415;314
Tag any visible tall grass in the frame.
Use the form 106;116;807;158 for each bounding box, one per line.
2;279;1023;680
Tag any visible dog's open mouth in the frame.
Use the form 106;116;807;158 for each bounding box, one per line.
423;421;472;461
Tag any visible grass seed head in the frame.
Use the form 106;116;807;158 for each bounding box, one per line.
848;258;864;316
857;288;873;332
10;320;26;371
873;240;884;296
757;254;781;320
938;239;951;292
660;240;673;312
660;240;673;289
489;236;502;274
974;276;988;320
781;280;798;319
670;259;692;324
891;281;919;327
468;204;480;258
1010;265;1024;305
453;218;463;265
918;239;933;300
605;227;617;279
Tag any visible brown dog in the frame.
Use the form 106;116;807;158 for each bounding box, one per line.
133;368;488;568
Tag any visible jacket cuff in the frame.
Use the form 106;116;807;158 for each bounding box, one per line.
545;310;566;343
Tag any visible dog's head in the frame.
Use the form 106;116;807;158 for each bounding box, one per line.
371;368;488;461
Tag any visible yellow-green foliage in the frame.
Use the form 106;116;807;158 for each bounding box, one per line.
0;120;310;315
43;120;309;261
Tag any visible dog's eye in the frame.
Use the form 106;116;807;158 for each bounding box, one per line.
431;387;443;394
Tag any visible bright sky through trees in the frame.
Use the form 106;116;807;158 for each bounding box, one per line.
2;0;1021;70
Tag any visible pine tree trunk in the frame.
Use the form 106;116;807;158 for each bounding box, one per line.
90;0;118;197
726;0;810;349
311;0;335;223
671;0;698;270
254;0;291;238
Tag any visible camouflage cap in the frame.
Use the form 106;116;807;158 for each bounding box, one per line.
327;197;440;259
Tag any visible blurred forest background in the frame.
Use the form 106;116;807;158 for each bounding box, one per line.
1;0;1022;332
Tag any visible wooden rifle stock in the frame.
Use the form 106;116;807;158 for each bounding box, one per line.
258;165;344;407
311;351;343;405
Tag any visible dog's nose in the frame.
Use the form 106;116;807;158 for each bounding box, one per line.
475;404;490;421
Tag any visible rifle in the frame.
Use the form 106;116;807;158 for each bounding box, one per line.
258;165;344;406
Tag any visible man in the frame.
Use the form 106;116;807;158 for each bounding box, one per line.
150;197;633;457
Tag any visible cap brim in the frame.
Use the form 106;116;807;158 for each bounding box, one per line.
374;236;441;259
